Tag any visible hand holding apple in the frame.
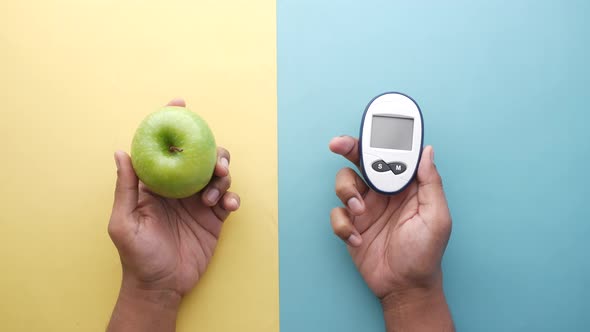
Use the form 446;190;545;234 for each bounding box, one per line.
107;98;240;332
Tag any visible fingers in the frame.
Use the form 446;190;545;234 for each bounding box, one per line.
202;146;231;206
417;146;450;225
202;172;231;206
330;207;362;247
112;151;139;216
329;136;360;167
212;191;241;221
166;98;186;107
335;168;368;215
214;147;230;178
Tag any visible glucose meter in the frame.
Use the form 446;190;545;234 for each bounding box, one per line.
359;92;424;195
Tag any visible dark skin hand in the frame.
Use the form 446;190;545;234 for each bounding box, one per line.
330;136;454;332
107;99;240;332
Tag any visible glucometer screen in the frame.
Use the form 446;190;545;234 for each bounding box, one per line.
371;115;414;150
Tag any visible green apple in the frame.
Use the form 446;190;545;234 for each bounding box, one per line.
131;106;217;199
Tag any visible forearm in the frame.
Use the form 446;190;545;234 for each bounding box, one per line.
107;277;181;332
381;279;454;332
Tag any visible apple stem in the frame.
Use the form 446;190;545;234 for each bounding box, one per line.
169;146;183;153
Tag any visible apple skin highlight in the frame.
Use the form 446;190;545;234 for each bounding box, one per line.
131;106;217;199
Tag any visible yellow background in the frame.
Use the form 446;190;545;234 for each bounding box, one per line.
0;0;277;331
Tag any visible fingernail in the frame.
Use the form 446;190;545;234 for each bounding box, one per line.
230;197;240;209
343;138;355;152
430;146;435;162
347;233;362;246
168;97;185;106
114;152;121;170
220;157;229;170
206;188;219;203
347;197;363;214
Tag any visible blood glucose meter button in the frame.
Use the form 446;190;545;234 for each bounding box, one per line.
372;160;391;172
388;162;407;175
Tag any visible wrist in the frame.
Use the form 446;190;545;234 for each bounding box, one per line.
119;273;182;311
381;277;454;332
118;286;182;313
380;277;444;313
107;274;182;332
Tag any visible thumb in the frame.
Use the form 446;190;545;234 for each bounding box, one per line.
417;146;449;225
113;151;139;216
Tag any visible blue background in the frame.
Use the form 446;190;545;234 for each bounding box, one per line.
278;1;590;331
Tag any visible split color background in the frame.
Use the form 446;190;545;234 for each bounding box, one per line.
1;0;590;331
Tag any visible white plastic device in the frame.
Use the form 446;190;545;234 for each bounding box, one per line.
359;92;424;195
